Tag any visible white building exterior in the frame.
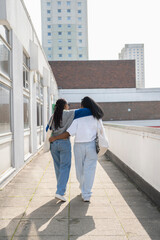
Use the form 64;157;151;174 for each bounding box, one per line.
0;0;58;187
58;88;160;103
41;0;88;60
119;44;145;88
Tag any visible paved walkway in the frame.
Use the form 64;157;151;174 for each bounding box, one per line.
0;142;160;240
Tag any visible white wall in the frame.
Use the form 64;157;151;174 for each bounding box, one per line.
0;0;58;186
59;88;160;103
104;124;160;192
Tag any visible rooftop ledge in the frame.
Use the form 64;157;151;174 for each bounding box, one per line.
104;122;160;136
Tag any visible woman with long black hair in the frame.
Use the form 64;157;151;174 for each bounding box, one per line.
48;98;92;202
50;96;104;202
49;98;74;202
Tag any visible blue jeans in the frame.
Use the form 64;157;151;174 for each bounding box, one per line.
74;140;98;200
50;139;71;195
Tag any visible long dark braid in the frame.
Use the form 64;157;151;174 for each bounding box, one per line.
53;99;67;129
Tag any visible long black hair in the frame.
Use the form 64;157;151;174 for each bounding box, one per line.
81;96;104;120
53;98;67;129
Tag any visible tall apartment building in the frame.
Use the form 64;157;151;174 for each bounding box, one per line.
119;44;145;88
41;0;88;60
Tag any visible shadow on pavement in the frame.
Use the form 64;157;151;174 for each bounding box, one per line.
0;195;95;239
99;155;160;239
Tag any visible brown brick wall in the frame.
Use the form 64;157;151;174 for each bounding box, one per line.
69;101;160;121
49;60;136;89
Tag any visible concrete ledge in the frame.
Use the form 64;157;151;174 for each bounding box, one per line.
104;123;160;135
106;150;160;208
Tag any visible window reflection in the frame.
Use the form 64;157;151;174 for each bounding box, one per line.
0;84;11;134
0;39;10;77
23;96;29;129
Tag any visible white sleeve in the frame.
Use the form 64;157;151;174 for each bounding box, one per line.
67;119;78;136
98;119;103;130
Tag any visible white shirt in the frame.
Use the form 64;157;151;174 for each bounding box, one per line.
67;115;102;143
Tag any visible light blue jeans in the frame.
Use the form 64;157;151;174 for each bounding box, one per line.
74;140;98;200
50;139;71;196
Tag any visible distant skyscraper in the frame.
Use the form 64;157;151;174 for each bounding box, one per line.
41;0;88;60
119;44;145;88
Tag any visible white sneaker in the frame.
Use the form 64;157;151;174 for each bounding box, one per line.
83;199;90;203
81;195;90;202
55;194;67;202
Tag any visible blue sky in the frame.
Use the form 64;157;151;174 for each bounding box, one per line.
24;0;160;88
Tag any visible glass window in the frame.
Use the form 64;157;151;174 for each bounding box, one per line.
58;54;62;57
0;26;9;44
57;1;61;5
68;39;71;43
68;54;72;57
48;55;52;58
41;105;43;126
78;10;81;13
79;54;82;58
47;2;51;6
78;47;82;51
78;32;82;36
67;9;71;13
78;2;81;6
58;9;61;13
68;46;72;50
37;103;40;126
48;40;52;43
68;32;71;35
78;25;82;28
23;53;30;90
67;16;71;20
48;25;51;28
48;32;51;36
58;39;62;43
48;47;51;50
58;24;62;28
0;83;11;134
59;47;62;50
23;96;29;129
68;24;71;28
47;18;51;21
78;17;82;21
58;32;62;35
0;39;10;77
58;16;62;20
67;1;71;6
47;10;51;13
79;39;82;43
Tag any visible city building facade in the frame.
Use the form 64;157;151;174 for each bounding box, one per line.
0;0;58;186
119;44;145;88
41;0;88;60
49;60;160;122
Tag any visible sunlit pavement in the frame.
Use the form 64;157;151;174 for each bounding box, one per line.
0;140;160;240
